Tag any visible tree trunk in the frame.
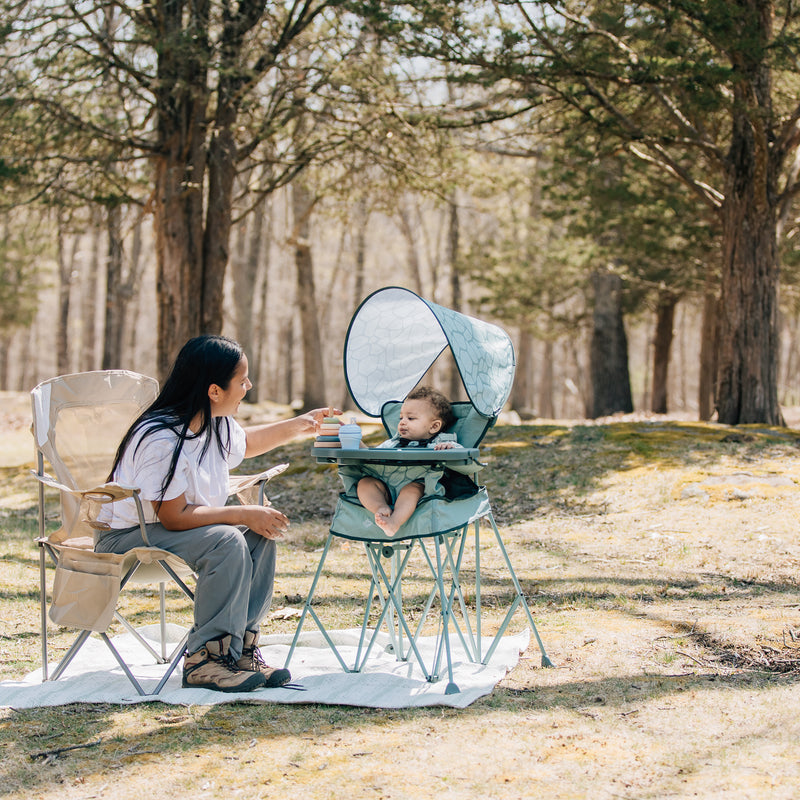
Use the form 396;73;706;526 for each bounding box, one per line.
152;2;209;380
397;203;423;296
251;195;273;402
291;180;327;411
446;193;463;401
353;197;369;307
511;326;534;417
81;218;101;372
539;338;555;419
715;14;783;426
698;286;718;420
124;217;146;370
102;204;125;369
56;215;76;376
232;212;256;363
651;290;678;414
781;314;798;407
589;270;633;418
21;323;36;390
202;110;236;334
716;189;783;425
0;332;9;389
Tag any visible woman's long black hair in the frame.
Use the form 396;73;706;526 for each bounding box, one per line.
108;335;244;503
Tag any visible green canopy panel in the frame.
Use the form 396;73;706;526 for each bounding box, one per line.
344;286;515;418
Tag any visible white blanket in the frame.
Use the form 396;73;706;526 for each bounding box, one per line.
0;625;529;710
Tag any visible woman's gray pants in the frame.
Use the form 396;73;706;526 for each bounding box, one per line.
95;523;276;658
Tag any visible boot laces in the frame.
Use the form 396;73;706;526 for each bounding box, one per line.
243;645;268;670
211;648;242;673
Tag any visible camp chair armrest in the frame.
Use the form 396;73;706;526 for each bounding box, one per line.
31;471;142;503
229;463;289;506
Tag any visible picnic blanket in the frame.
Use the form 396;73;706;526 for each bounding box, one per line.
0;625;529;710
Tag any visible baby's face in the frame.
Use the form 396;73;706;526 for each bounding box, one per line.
397;398;442;441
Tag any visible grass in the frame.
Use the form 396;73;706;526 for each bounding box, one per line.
2;418;800;798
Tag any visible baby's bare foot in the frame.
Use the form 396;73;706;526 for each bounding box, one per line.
376;514;401;537
375;506;392;528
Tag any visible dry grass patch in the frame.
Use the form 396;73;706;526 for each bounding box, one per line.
2;417;800;798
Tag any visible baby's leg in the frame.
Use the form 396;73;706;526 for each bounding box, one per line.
357;477;393;526
377;481;424;537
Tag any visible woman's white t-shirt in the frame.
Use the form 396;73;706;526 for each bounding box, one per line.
99;417;247;529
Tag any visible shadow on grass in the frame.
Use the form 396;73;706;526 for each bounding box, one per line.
4;420;800;794
3;660;798;798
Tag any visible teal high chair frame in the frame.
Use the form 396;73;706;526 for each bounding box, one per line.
284;287;552;693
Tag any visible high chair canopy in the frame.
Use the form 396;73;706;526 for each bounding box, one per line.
344;286;515;418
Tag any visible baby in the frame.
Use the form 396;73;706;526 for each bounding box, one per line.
356;386;461;536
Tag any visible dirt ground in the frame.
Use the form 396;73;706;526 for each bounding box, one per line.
2;400;800;799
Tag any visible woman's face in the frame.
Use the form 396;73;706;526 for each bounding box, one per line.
209;356;252;417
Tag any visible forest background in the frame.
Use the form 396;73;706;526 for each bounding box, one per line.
2;1;800;425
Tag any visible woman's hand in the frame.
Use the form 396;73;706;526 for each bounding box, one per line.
237;504;290;539
295;406;343;436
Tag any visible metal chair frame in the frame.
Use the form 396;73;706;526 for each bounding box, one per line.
285;490;552;694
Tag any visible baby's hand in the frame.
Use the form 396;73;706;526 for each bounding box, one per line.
433;441;457;450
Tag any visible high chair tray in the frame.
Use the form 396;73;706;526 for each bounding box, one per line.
312;446;480;465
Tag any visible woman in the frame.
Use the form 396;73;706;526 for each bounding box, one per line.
96;335;339;693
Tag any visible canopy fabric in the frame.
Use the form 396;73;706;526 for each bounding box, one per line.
344;287;515;417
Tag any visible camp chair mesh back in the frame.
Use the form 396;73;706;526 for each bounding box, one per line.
31;370;195;695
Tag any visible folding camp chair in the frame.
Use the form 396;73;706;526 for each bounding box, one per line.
31;369;283;696
284;287;552;693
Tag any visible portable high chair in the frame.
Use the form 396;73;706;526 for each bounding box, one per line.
32;369;283;696
285;287;551;693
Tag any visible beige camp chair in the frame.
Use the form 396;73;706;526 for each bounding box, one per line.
31;369;284;696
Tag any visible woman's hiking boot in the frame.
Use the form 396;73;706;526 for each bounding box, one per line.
237;629;292;688
182;634;266;692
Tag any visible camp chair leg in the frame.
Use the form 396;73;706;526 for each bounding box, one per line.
352;579;381;670
38;545;50;681
151;645;188;695
155;560;195;600
354;542;424;672
473;519;482;660
447;528;479;659
49;629;92;682
364;542;414;662
159;583;167;660
367;544;436;681
418;529;478;664
283;534;330;669
387;548;403;658
99;632;149;696
111;612;165;664
432;535;459;694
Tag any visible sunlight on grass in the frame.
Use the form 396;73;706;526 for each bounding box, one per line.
3;421;800;799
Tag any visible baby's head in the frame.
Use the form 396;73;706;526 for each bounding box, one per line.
398;386;455;441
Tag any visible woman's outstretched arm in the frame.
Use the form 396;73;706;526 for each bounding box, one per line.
243;406;341;457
